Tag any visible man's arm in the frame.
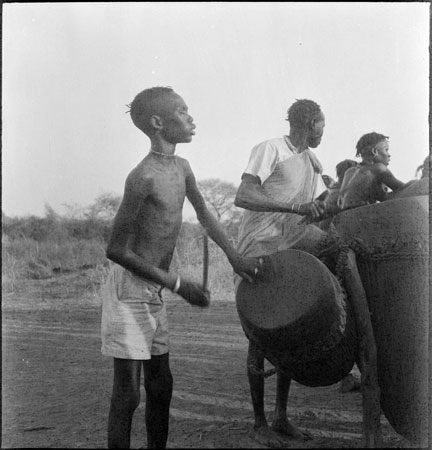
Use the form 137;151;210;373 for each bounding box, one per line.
106;174;178;291
235;173;325;217
184;163;257;282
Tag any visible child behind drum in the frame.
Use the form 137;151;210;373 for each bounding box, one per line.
324;159;358;214
338;132;406;210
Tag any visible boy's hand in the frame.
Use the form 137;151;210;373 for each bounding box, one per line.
230;255;263;283
177;279;211;308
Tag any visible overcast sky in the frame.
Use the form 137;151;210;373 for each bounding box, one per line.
2;2;429;220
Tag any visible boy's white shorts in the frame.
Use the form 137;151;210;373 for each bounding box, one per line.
101;264;169;360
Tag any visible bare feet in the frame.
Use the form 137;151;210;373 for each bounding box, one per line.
395;436;421;448
272;417;313;441
251;424;291;449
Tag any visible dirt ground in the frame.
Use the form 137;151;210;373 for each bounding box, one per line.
2;271;406;449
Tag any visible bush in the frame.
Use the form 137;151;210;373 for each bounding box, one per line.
176;245;236;297
62;217;112;242
2;237;108;291
2;215;112;243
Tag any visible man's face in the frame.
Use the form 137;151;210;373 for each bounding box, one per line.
373;140;391;166
157;93;196;144
308;112;325;148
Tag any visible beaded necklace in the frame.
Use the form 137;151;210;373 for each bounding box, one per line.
150;149;176;158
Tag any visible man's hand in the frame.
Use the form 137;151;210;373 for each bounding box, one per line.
299;200;339;224
177;279;211;308
230;255;263;283
299;200;326;218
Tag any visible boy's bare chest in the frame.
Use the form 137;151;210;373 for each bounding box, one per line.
145;169;187;208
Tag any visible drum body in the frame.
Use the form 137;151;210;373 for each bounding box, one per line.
334;195;429;445
236;249;357;387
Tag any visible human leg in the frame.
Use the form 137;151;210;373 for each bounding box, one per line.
143;353;173;449
271;371;312;440
247;340;268;429
340;371;361;393
343;249;382;447
247;341;289;448
108;358;142;449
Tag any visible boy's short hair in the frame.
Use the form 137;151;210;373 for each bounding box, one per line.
128;86;175;136
286;99;322;128
336;159;357;180
355;132;389;158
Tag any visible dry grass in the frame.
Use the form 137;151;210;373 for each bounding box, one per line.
171;240;236;299
2;237;236;300
2;237;107;293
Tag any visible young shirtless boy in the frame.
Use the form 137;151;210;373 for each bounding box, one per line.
101;86;259;449
324;159;358;214
338;132;406;210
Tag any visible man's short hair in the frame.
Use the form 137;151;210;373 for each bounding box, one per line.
336;159;357;180
128;86;174;135
355;132;389;158
286;99;322;128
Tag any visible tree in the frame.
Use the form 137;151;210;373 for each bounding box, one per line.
197;178;238;221
61;202;87;219
224;208;243;244
44;203;60;222
86;192;122;220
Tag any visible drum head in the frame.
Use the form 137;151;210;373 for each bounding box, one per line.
236;249;343;330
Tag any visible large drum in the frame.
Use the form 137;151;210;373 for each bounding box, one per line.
236;249;358;387
333;195;429;445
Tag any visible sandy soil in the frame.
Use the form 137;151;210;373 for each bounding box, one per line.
2;272;405;449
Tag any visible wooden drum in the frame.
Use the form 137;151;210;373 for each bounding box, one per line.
334;195;429;445
236;249;358;387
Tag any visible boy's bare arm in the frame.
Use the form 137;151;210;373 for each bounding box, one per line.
374;164;406;192
184;162;258;282
106;174;178;290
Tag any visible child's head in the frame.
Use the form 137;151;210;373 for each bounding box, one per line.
322;174;336;189
128;86;177;136
336;159;357;182
355;132;389;159
417;155;430;179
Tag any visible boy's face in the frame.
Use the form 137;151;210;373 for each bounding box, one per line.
372;140;391;166
158;93;196;144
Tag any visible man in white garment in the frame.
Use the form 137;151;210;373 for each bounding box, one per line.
234;99;382;448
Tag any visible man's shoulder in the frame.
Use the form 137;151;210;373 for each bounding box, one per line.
254;137;285;148
251;137;288;157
